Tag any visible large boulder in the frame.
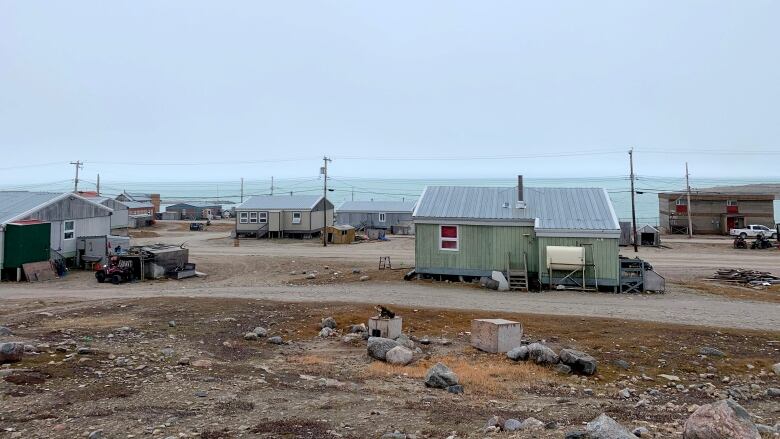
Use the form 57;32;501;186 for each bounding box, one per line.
385;346;413;365
772;363;780;376
321;317;337;329
585;413;635;439
0;342;25;363
394;334;415;349
527;343;559;365
367;337;398;361
560;349;598;375
507;345;529;361
0;326;12;336
683;399;760;439
424;362;459;389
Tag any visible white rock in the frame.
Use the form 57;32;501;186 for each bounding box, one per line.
385;346;413;365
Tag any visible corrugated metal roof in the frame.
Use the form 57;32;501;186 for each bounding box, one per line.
0;191;64;225
237;195;324;210
167;202;223;209
413;186;619;231
337;201;416;213
122;201;154;209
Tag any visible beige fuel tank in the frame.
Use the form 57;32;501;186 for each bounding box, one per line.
546;246;585;270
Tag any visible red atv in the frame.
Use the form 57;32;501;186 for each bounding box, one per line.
95;257;133;285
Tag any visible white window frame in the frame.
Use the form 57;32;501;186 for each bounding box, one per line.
439;224;459;251
292;211;302;224
259;211;268;224
726;200;738;206
249;212;258;224
675;198;687;206
378;213;386;223
239;212;249;224
64;220;75;240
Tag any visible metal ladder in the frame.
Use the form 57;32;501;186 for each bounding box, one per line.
506;252;529;291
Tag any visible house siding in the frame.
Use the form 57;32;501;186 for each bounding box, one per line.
336;212;412;230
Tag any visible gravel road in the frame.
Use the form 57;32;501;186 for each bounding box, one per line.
1;281;777;331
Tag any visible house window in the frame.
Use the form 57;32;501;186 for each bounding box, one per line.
675;198;688;214
259;212;267;224
292;212;302;224
378;213;386;223
239;212;248;224
64;220;75;240
439;225;458;251
726;200;738;214
249;212;258;223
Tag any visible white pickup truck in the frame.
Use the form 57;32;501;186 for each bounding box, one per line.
729;224;777;239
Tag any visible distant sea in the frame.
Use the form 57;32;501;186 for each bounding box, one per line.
10;177;780;226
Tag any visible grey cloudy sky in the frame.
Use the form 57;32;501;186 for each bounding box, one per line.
1;1;779;184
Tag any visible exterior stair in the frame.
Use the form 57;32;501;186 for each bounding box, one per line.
506;251;529;292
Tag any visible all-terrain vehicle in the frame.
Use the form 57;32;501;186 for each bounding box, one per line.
750;235;774;250
95;256;133;284
733;236;747;249
190;222;204;231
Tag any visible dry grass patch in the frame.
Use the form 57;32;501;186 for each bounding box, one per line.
288;354;336;367
683;280;780;304
363;354;559;396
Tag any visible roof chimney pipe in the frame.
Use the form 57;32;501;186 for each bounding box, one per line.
516;175;526;209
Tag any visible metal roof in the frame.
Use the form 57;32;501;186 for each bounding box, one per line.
337;200;416;213
413;186;619;232
122;201;155;209
236;195;325;210
167;202;223;209
0;191;113;225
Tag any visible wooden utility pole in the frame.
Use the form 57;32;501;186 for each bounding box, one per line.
271;176;274;195
685;162;693;238
322;156;331;247
240;177;244;203
629;148;638;253
70;160;83;192
96;174;100;195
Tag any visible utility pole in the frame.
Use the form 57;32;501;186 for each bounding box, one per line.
351;187;354;201
685;162;693;238
271;176;274;195
240;178;244;203
628;148;638;253
70;160;83;192
321;156;332;247
96;174;100;195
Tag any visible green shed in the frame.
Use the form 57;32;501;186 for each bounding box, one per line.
2;221;51;269
413;181;621;290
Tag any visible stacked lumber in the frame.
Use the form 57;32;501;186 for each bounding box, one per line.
710;268;780;286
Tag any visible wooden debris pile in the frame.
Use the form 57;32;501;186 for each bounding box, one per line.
709;268;780;287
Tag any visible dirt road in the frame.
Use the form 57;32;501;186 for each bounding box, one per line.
2;281;777;331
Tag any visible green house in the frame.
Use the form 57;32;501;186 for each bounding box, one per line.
412;182;621;290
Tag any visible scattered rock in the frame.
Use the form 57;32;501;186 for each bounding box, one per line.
772;363;780;376
394;334;415;349
88;430;104;439
349;324;366;333
359;275;370;281
194;390;208;398
619;388;631;399
367;337;398;361
659;374;680;382
342;334;362;343
380;433;406;439
385;346;413;365
191;359;213;368
0;342;25;363
585;413;635;439
76;347;93;355
484;415;503;431
766;388;780;398
352;268;361;274
613;359;630;370
160;348;175;357
419;338;431;345
319;327;335;338
520;417;545;431
526;343;559;365
168;320;176;327
559;349;598;375
305;273;316;279
504;419;522;431
178;357;191;366
507;345;529;361
555;363;572;375
321;317;337;329
244;332;259;340
267;336;284;345
683;399;760;439
424;362;459;389
446;384;464;394
699;347;726;357
253;327;268;337
632;426;650;437
0;326;12;336
756;425;777;437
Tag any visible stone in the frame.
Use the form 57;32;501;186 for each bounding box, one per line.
446;384;464;394
520;417;545;430
484;415;503;431
352;268;361;274
555;363;572;374
192;359;213;368
367;337;398;361
342;334;362;343
319;327;335;338
178;357;191;366
424;362;459;389
565;432;586;439
267;336;284;345
700;347;726;357
321;317;337;329
471;318;523;353
244;332;259;340
0;326;12;336
491;270;509;291
504;419;522;431
77;347;93;355
305;273;316;279
160;348;175;357
380;433;406;439
585;413;635;439
756;425;777;437
619;388;631;399
683;399;760;439
527;343;559;365
253;327;268;337
613;359;630;370
507;345;529;361
632;426;650;437
385;346;414;365
559;349;597;375
349;324;366;333
359;275;370;281
0;342;25;363
88;430;104;439
394;334;415;349
194;390;208;398
659;374;680;382
767;388;780;398
772;363;780;376
168;320;176;327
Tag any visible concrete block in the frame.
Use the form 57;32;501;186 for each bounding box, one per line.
471;318;523;353
368;316;402;339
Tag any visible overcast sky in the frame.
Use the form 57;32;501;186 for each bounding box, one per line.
1;1;779;185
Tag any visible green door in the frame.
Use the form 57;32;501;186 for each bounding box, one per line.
4;222;51;268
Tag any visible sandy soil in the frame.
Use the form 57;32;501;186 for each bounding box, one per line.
1;298;778;438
